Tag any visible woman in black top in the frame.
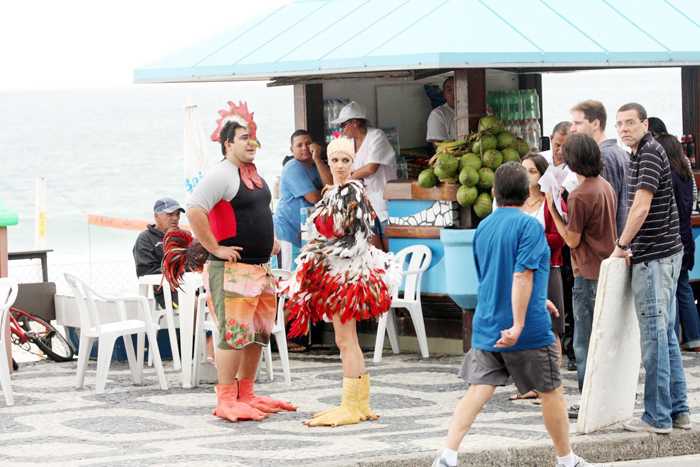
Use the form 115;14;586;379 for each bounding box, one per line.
657;134;700;351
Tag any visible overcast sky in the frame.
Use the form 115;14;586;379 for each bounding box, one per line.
0;0;293;91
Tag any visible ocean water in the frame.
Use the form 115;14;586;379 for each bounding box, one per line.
0;68;683;280
1;82;295;258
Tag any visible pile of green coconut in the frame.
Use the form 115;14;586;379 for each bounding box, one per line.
418;116;530;218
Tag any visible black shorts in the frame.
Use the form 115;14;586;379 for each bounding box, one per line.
458;343;561;395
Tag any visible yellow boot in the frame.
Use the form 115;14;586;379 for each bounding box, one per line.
358;373;379;420
305;377;363;427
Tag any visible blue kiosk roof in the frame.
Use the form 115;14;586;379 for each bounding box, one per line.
134;0;700;84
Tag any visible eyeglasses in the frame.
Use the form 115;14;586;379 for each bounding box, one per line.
615;118;645;129
340;120;352;129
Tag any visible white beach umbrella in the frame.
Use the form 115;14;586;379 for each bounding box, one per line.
183;99;210;202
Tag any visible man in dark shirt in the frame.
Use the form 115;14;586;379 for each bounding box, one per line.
133;197;184;307
610;102;690;433
569;100;629;235
187;104;294;423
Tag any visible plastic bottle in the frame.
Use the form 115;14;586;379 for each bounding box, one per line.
517;120;528;139
496;91;505;120
514;91;524;123
522;90;538;120
532;90;541;120
688;135;696;169
531;119;542;152
682;135;688;157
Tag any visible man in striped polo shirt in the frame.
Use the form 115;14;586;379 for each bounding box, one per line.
610;102;691;433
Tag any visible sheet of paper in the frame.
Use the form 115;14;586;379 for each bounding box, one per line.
538;167;566;220
551;164;579;193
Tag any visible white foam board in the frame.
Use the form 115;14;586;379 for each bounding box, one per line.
577;258;641;434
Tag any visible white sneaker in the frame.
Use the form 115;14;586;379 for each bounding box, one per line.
555;455;604;467
432;457;454;467
673;414;692;430
623;418;672;434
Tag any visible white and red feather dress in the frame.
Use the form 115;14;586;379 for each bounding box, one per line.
284;180;400;337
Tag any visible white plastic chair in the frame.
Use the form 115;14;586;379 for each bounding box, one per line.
64;273;168;394
373;245;432;363
138;274;181;370
0;278;19;405
192;289;218;386
256;269;292;386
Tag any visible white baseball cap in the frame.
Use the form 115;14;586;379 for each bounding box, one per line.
330;101;367;125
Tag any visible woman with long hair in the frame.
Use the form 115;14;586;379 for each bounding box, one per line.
509;154;567;405
657;134;700;351
283;137;400;427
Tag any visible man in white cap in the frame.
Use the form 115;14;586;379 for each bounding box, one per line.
133;197;184;308
332;101;397;251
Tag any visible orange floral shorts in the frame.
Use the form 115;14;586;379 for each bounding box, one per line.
203;260;277;350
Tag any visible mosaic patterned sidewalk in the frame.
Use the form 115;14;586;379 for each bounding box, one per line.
1;351;699;466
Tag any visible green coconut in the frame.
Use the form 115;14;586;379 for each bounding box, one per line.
478;115;504;134
482;149;503;170
434;165;457;180
460;152;482;171
473;192;493;218
502;147;521;163
459;166;480;187
436;153;459;174
457;185;479;206
477;167;495;189
515;138;531;157
496;131;516;149
480;134;498;151
418;168;438;188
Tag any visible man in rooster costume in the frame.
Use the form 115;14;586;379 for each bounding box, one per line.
178;101;296;422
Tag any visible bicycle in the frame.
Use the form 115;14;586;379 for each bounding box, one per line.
9;307;75;362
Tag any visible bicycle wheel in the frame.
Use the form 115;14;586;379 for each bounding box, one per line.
21;314;75;362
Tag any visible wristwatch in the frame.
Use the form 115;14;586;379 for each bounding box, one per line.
614;238;628;250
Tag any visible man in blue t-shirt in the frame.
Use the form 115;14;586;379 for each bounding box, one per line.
433;163;600;467
273;130;332;269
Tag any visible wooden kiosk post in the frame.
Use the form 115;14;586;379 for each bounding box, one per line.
453;69;487;352
293;84;325;145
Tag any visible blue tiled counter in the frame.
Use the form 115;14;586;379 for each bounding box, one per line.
385;180;477;307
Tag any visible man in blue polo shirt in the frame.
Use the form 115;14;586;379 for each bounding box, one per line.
433;163;599;467
273;130;332;269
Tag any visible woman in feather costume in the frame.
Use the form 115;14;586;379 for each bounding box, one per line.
284;137;401;427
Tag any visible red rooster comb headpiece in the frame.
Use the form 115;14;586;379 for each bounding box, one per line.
211;100;259;147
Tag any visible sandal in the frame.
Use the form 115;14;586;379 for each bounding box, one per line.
508;390;538;401
207;356;217;368
533;397;542;405
287;342;308;353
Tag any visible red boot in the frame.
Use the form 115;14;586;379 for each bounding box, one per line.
212;384;268;422
237;379;297;413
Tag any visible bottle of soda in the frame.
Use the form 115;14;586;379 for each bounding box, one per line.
681;135;688;156
688;135;696;169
